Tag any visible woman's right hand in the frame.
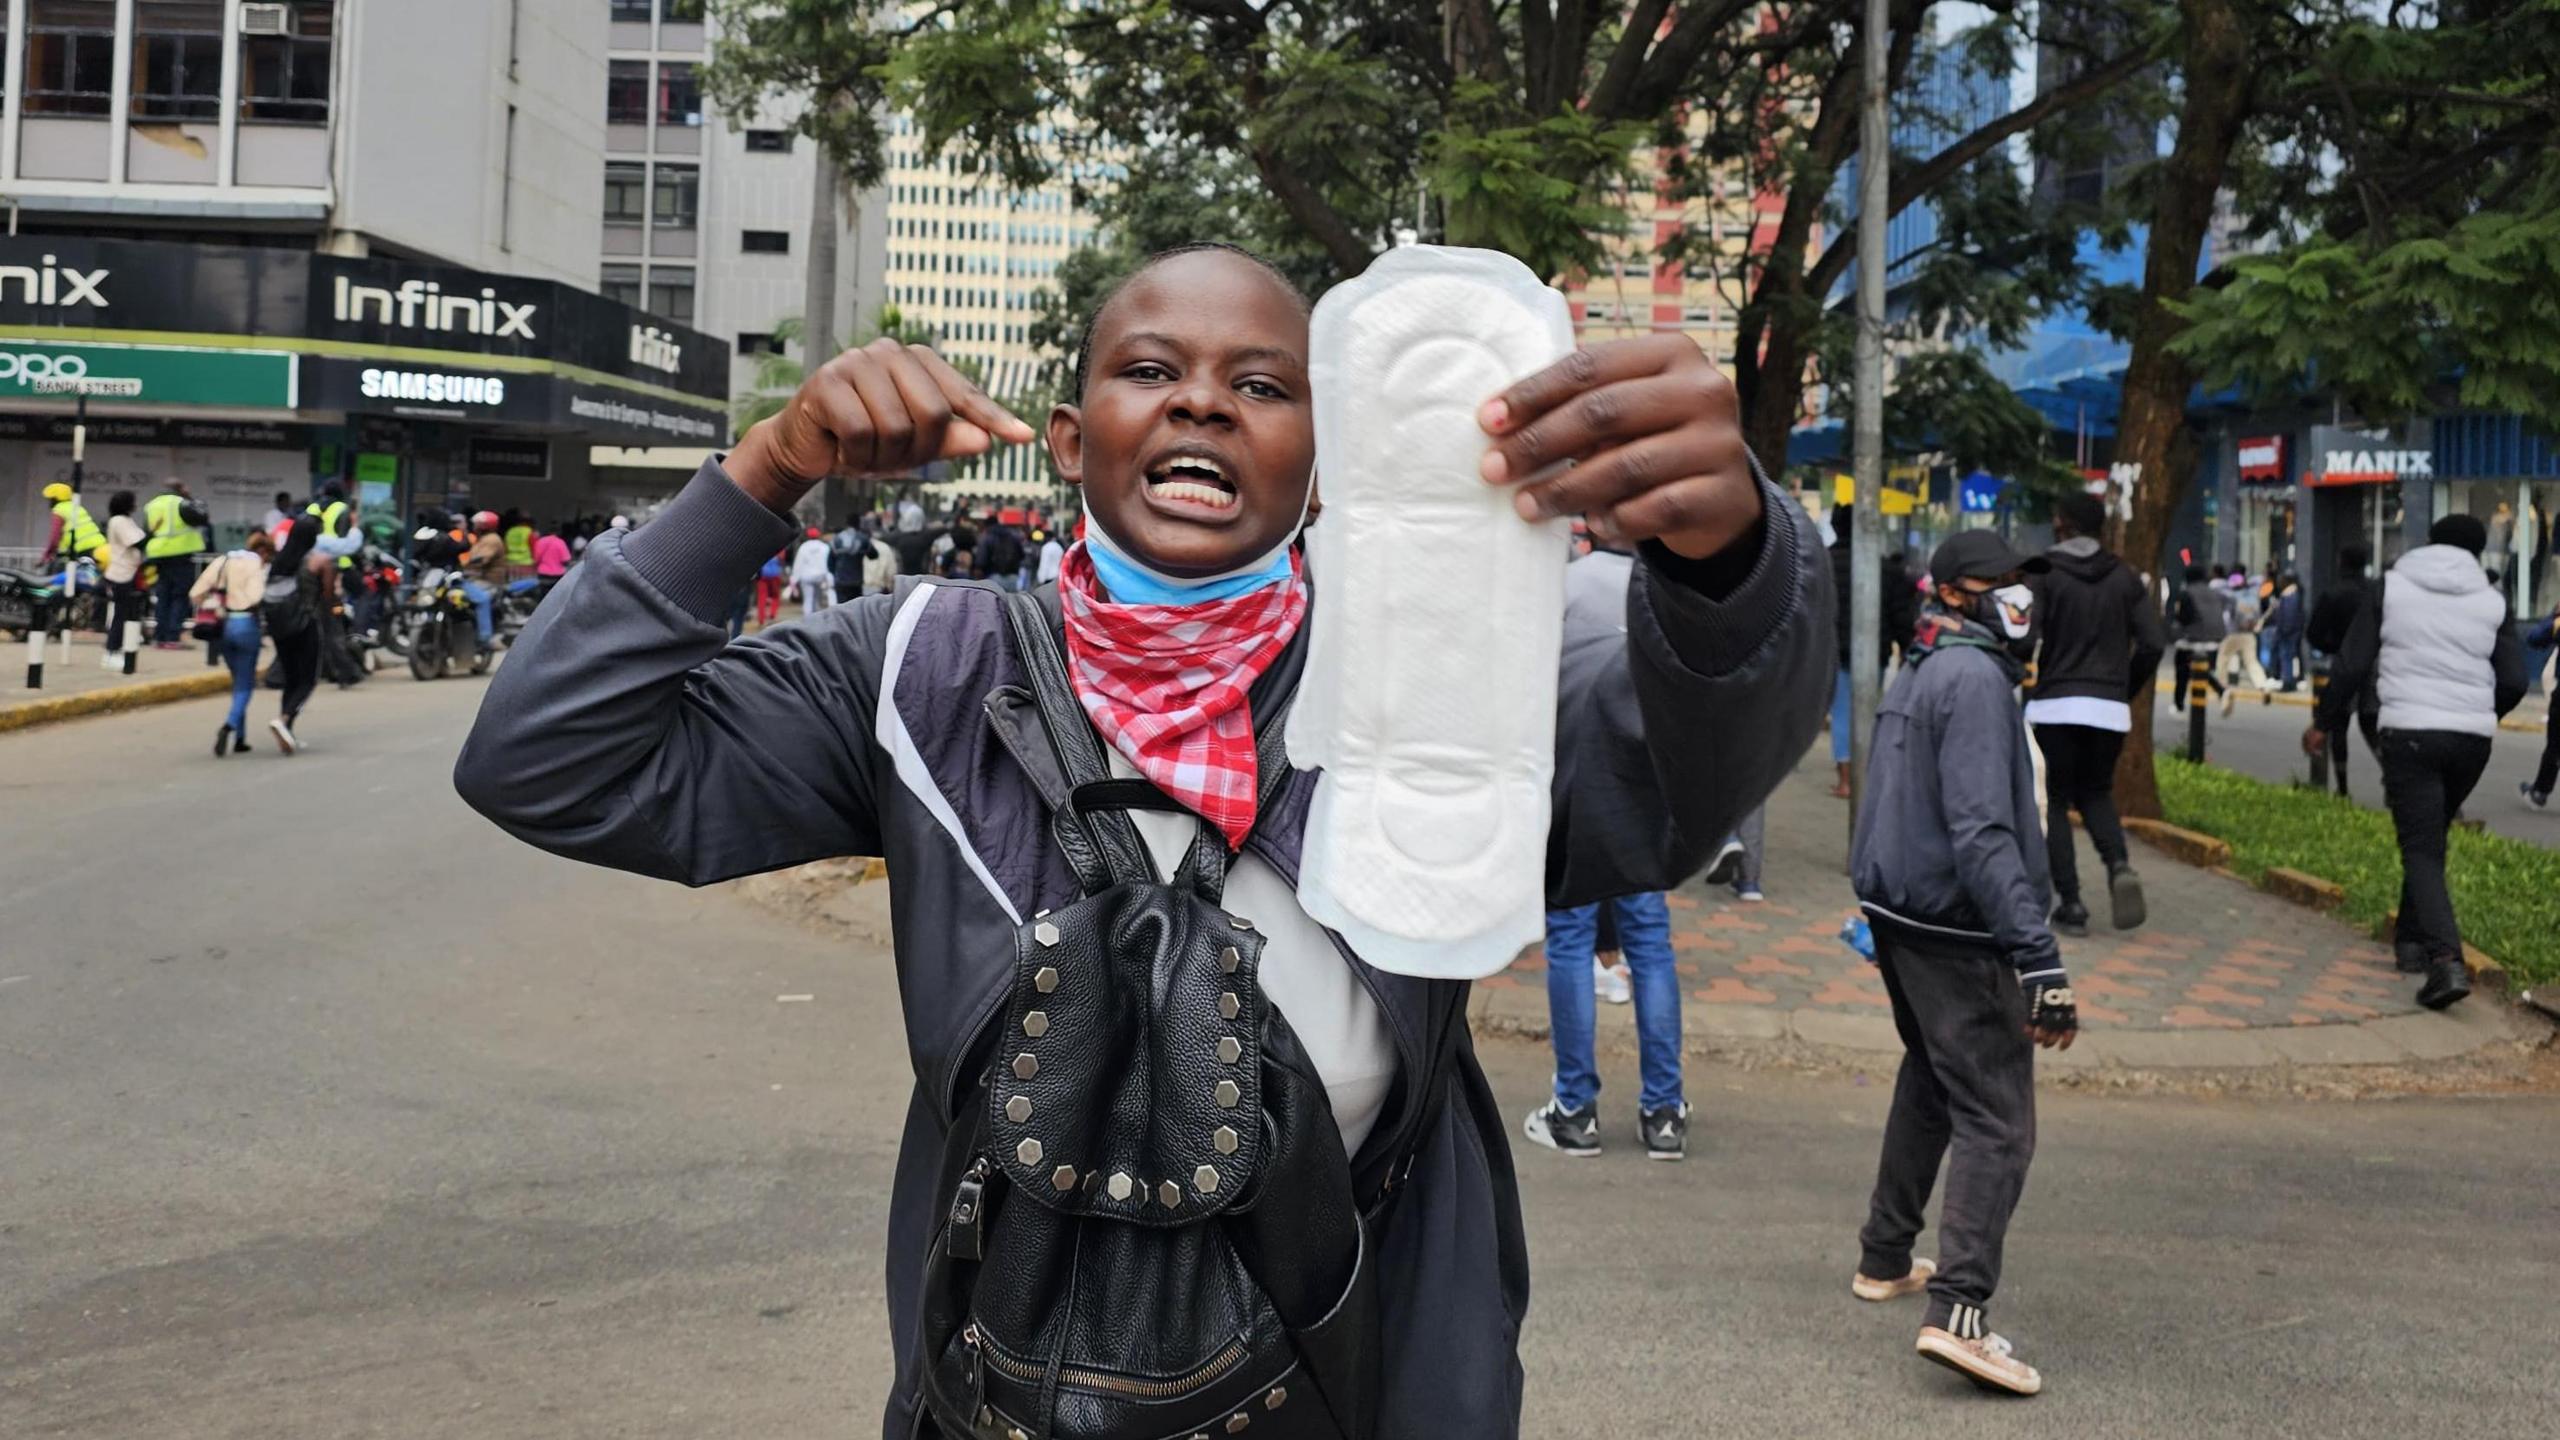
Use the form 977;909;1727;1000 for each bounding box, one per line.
725;339;1036;512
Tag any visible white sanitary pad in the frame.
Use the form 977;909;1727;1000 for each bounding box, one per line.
1289;245;1574;980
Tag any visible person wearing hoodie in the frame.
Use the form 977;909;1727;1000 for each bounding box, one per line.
2312;514;2530;1009
1850;527;2075;1399
2307;544;2384;798
2024;494;2164;934
2520;601;2558;809
2169;564;2229;713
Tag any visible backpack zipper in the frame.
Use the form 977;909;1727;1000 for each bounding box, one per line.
967;1325;1250;1402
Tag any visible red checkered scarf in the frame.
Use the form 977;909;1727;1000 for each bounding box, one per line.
1056;542;1307;849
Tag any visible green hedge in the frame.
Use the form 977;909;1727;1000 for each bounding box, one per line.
2154;754;2560;988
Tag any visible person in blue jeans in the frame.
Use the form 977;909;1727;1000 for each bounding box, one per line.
1524;891;1689;1160
189;531;273;757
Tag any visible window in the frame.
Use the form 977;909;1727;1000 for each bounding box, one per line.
651;164;699;228
655;62;699;127
647;270;695;326
603;163;647;223
660;0;704;17
738;332;778;356
24;0;116;116
606;60;648;125
239;0;333;123
132;1;224;120
744;128;791;153
601;264;644;308
740;229;790;254
609;0;652;20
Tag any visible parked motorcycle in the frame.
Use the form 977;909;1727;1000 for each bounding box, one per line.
405;566;488;680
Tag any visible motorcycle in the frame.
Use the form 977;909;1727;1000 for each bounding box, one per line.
0;564;61;640
404;565;489;680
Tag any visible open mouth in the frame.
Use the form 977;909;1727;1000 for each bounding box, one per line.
1142;450;1240;513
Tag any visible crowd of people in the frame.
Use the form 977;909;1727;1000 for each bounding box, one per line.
726;499;1073;636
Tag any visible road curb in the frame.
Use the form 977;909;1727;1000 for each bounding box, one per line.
0;670;230;734
2124;816;2231;867
2150;677;2543;733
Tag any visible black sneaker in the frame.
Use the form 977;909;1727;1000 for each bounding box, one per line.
2416;955;2472;1011
2524;782;2550;810
1639;1103;1690;1162
1704;839;1747;888
1523;1099;1601;1157
2051;899;2090;937
2107;864;2147;931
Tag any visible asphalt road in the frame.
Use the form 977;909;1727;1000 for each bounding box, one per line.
2167;683;2558;847
4;673;2556;1440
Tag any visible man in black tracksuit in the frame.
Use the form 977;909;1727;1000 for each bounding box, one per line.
1848;528;2077;1398
2024;494;2165;935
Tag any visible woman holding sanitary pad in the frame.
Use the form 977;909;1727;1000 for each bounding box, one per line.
455;244;1831;1439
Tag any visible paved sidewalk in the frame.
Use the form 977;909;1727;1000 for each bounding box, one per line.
1475;748;2544;1081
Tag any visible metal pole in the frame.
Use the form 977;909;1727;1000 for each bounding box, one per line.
1847;0;1890;826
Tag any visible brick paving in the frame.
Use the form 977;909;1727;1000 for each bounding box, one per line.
1479;747;2435;1046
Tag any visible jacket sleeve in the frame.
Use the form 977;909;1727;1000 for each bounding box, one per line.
452;462;891;886
2315;591;2383;733
1934;660;2064;980
1544;469;1833;907
2126;569;2168;700
2491;620;2530;718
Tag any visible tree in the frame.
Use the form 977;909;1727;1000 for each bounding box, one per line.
2099;0;2560;815
860;1;2162;470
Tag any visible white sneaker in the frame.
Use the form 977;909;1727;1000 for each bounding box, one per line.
268;716;298;755
1594;961;1632;1005
1916;1324;2042;1396
101;651;124;669
1735;887;1765;903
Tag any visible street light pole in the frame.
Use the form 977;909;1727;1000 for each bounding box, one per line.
1847;0;1890;831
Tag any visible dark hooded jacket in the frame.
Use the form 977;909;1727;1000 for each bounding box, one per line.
2026;536;2166;705
1850;608;2062;983
454;459;1832;1439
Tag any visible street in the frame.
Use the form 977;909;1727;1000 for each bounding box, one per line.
2174;685;2558;847
4;675;2556;1439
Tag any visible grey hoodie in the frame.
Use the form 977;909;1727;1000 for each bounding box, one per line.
1850;611;2063;982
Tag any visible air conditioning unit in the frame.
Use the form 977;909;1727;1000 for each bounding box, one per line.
241;4;292;36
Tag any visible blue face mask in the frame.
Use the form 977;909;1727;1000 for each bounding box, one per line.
1078;491;1306;606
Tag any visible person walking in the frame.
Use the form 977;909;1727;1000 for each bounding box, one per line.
2169;565;2229;714
1525;890;1691;1160
191;529;273;756
143;479;209;649
2217;570;2275;712
99;491;148;667
1849;528;2076;1398
862;521;901;598
2521;603;2558;809
260;510;329;753
1827;504;1921;797
2268;573;2307;691
531;524;571;596
2312;515;2530;1009
1036;523;1067;585
2024;493;2163;935
791;525;836;613
753;547;785;626
2308;544;2384;798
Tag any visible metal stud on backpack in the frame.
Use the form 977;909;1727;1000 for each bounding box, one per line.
909;592;1383;1440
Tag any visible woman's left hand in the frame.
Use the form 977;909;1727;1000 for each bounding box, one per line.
1475;334;1761;560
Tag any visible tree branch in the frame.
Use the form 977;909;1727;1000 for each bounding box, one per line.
1804;37;2162;299
1589;0;1673;119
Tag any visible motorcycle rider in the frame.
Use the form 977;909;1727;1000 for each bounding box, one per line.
41;481;108;570
459;511;507;656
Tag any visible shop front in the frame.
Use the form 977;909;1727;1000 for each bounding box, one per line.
2302;422;2428;596
0;236;727;551
2229;432;2296;579
2432;412;2559;624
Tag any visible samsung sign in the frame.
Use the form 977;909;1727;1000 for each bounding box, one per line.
357;368;509;405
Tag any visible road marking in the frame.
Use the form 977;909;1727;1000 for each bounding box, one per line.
0;975;26;986
776;994;813;1003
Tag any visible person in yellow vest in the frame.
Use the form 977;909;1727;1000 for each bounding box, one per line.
40;482;108;571
144;480;209;649
303;484;359;566
501;509;535;582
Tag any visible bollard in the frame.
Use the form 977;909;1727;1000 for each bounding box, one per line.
121;619;141;676
2176;640;2215;764
57;565;75;666
23;623;44;690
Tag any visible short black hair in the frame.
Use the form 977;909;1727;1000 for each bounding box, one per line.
2056;493;2106;539
107;489;136;516
322;481;347;501
2339;542;2371;571
1072;242;1307;398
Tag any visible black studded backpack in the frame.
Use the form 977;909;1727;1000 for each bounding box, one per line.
911;591;1385;1440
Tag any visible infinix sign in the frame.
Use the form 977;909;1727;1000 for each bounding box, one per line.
358;368;509;405
0;254;109;307
333;275;538;339
628;324;683;374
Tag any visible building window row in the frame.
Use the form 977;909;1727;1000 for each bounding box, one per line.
604;161;699;229
610;0;703;21
600;261;695;325
23;0;332;123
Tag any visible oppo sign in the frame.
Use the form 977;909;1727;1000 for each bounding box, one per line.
0;349;142;396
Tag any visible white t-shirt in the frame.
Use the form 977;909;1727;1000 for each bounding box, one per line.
2022;695;2131;733
1037;538;1066;585
1108;749;1396;1156
791;538;834;584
